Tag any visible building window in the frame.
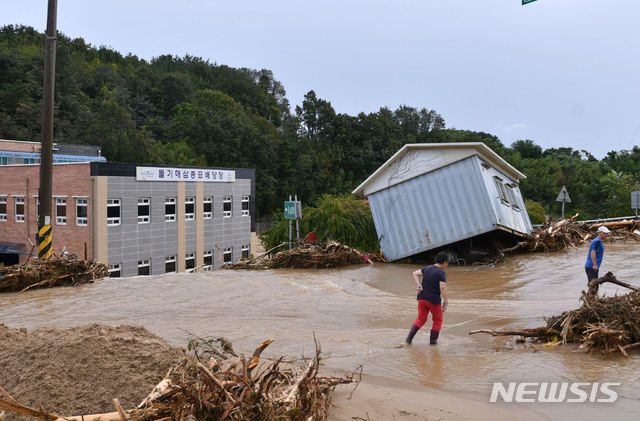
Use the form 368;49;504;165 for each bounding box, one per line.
0;197;6;221
242;244;250;259
35;197;40;222
185;197;195;220
493;177;509;204
56;198;67;225
223;247;232;265
507;186;521;211
203;196;213;219
138;259;151;276
185;252;195;270
204;250;213;271
165;255;176;273
15;197;25;223
107;199;121;226
241;195;250;217
76;198;88;226
165;198;176;222
108;263;122;278
223;196;232;218
138;198;150;224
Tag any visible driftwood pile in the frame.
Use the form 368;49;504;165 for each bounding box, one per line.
228;241;379;269
502;215;640;255
0;336;360;421
470;272;640;356
0;255;109;293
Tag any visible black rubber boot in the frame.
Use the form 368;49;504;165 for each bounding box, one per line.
429;329;440;345
404;324;420;345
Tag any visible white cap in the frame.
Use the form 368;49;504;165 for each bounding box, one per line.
597;226;611;233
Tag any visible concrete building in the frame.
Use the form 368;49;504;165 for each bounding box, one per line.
0;140;255;275
352;142;532;262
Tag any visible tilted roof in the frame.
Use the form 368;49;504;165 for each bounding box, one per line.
352;142;526;197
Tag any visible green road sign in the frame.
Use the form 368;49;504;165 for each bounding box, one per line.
284;201;296;219
522;0;538;4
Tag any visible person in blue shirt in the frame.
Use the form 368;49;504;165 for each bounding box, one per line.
585;226;610;283
404;251;450;346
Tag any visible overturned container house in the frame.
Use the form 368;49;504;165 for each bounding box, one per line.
352;143;533;263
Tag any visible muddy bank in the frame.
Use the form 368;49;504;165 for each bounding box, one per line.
0;324;184;420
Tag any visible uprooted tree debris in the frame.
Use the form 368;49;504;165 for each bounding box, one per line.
0;255;109;293
470;272;640;357
0;335;360;421
502;215;640;255
227;241;383;269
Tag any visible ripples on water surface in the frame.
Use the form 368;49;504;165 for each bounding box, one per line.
2;243;639;420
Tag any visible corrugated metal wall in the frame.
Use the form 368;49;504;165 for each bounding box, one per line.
368;156;522;261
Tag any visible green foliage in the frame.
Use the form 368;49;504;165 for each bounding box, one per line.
260;195;379;252
524;199;546;224
157;141;205;166
599;170;640;217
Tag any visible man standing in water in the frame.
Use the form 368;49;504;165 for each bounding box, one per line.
404;251;449;346
585;226;610;283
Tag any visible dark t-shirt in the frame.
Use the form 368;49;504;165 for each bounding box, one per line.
417;265;446;305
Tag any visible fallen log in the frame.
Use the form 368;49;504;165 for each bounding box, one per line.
0;397;66;420
601;341;640;356
587;271;640;296
591;220;634;228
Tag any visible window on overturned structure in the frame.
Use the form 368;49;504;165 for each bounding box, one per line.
493;177;509;205
506;185;521;211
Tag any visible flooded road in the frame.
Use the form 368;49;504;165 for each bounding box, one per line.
2;243;639;420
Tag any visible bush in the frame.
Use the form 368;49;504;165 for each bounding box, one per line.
525;199;546;224
259;195;379;252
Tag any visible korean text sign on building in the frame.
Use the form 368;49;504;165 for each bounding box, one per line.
136;166;235;182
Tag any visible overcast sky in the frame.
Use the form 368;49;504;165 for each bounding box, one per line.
2;0;639;159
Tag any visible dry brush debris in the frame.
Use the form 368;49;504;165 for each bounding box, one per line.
0;254;109;293
470;272;640;356
502;215;640;256
0;333;360;421
227;240;381;269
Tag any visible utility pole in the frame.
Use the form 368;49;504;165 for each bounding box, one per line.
38;0;58;259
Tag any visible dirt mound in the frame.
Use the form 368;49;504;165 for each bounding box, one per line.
0;323;184;420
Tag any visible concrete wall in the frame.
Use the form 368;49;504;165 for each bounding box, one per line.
97;175;252;276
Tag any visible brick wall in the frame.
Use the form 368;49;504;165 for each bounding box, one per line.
0;163;92;262
0;139;40;153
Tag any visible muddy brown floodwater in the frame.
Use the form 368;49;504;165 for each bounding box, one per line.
1;243;639;420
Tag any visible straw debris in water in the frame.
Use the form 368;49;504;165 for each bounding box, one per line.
502;215;640;255
470;272;640;356
0;255;109;293
227;240;379;269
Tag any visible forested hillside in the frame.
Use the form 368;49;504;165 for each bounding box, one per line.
1;25;638;220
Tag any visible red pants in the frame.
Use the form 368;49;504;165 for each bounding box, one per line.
413;299;443;332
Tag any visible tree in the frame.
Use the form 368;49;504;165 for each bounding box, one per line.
599;170;640;217
511;139;543;159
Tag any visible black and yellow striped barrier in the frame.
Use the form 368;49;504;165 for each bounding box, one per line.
37;225;52;259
